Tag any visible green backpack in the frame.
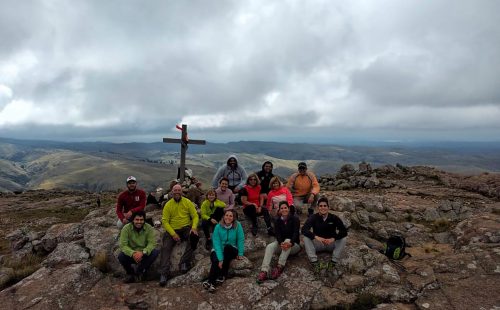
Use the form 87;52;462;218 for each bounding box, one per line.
381;235;410;260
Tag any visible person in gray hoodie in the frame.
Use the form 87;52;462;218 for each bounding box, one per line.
211;155;248;193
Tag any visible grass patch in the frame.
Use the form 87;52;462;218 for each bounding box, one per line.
1;253;44;289
7;207;93;232
327;292;383;310
491;208;500;215
431;218;452;233
91;250;109;272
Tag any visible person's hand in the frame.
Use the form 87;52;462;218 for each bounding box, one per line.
211;218;218;225
307;195;314;204
172;234;181;242
132;251;143;263
324;238;335;245
122;218;129;224
125;211;133;218
315;236;325;244
190;228;198;236
280;242;291;250
218;261;223;269
232;188;239;194
236;256;244;260
255;205;261;213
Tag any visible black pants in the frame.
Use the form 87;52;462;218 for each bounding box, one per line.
208;245;238;284
118;248;159;275
159;226;199;275
201;207;225;239
243;205;272;229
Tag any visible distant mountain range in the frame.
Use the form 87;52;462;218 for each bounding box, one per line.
1;137;499;193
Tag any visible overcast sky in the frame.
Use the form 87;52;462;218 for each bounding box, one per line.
1;0;499;144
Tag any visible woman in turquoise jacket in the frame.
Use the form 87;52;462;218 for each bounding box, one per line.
203;208;245;293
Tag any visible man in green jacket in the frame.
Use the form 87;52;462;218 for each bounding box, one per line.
159;184;199;286
118;210;159;283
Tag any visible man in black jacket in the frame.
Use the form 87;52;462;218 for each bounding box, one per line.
301;197;347;268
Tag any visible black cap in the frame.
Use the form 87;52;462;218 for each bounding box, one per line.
298;162;307;169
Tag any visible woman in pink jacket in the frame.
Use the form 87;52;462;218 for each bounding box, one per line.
266;176;294;216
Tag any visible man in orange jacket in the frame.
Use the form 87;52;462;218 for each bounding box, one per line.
287;162;320;216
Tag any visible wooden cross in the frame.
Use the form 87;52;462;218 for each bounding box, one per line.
163;124;206;182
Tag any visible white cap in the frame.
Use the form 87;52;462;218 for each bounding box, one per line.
126;176;137;183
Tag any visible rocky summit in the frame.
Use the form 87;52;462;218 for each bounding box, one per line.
0;163;499;309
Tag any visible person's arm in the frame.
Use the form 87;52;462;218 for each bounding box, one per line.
188;200;199;230
286;174;296;191
161;203;176;236
234;167;248;190
143;224;157;255
266;191;274;210
211;166;225;188
119;225;135;256
240;187;251;207
200;200;211;221
334;215;348;239
285;188;294;205
212;224;224;261
310;173;320;195
275;220;284;244
301;215;315;240
236;222;245;256
227;191;235;209
291;216;300;246
116;194;124;221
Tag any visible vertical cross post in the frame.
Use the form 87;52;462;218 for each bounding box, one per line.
163;124;206;182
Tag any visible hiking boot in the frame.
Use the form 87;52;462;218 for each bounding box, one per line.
215;276;225;285
267;227;275;236
159;274;168;287
135;272;144;283
202;280;216;293
205;239;212;251
256;271;268;284
270;265;284;280
327;261;337;272
123;274;135;284
310;261;320;275
251;226;258;236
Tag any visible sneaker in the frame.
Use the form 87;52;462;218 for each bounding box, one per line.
310;261;320;275
256;271;268;284
215;276;225;285
270;265;284;279
327;261;337;272
251;226;258;236
135;272;144;283
123;274;135;284
202;281;216;293
159;274;168;287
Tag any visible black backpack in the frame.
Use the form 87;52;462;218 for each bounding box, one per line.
381;235;410;260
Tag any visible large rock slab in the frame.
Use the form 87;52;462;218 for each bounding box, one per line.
0;263;103;310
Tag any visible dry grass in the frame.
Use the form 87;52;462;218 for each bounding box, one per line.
91;250;109;272
431;218;452;233
1;253;44;289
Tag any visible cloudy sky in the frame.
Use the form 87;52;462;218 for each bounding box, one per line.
1;0;499;144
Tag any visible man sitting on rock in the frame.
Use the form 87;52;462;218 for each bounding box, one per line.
118;210;159;283
301;197;347;273
287;162;320;216
159;184;199;286
116;176;147;228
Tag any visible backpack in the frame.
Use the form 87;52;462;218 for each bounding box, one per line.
381;235;410;260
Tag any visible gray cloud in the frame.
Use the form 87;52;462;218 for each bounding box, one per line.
0;0;499;143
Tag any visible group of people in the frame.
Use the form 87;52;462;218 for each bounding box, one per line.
115;157;348;293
